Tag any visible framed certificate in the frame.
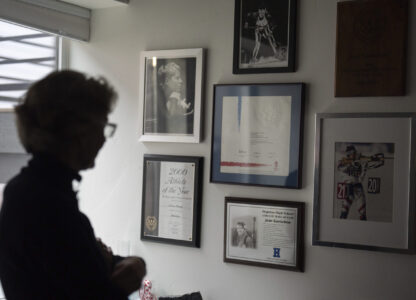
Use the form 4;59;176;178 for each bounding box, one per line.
210;83;304;188
141;154;203;247
313;113;416;253
224;197;304;272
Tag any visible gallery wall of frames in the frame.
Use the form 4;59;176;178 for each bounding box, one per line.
61;0;416;298
137;0;414;266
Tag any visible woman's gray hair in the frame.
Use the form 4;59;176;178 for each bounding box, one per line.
15;70;117;155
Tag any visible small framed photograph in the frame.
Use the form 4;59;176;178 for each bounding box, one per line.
139;48;204;143
313;113;416;253
233;0;297;74
224;197;304;272
210;83;304;188
141;154;203;247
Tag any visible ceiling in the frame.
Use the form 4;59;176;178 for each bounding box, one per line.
61;0;128;10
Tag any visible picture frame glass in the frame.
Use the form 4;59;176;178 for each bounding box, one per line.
226;203;298;266
239;0;290;69
233;0;296;73
314;114;414;252
141;155;203;247
224;197;304;271
143;160;195;242
143;57;196;136
139;49;203;143
211;84;304;188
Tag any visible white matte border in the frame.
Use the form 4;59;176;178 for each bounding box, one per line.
317;116;412;249
138;48;204;143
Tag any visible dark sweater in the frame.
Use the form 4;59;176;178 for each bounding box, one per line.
0;154;126;299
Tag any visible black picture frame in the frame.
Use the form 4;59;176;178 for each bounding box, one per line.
210;83;304;189
313;113;416;254
141;154;203;247
233;0;297;74
224;197;304;272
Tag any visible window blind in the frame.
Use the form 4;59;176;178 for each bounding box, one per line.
0;19;59;107
0;0;90;41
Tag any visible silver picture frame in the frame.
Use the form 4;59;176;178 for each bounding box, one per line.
313;113;416;253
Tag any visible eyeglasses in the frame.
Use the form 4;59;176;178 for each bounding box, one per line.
104;122;117;138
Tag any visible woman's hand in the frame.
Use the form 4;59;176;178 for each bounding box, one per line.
111;256;147;295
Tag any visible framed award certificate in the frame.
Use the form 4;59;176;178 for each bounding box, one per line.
224;197;304;272
141;154;203;247
210;83;304;188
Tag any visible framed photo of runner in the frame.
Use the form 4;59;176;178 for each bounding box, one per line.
139;48;204;143
232;0;297;74
210;83;304;188
313;113;416;253
224;197;304;272
141;154;203;247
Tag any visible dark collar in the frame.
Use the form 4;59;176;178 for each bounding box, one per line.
27;153;82;186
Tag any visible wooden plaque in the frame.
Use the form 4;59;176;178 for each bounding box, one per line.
335;0;408;97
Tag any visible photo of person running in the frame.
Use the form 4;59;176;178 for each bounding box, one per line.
246;7;280;63
236;0;294;71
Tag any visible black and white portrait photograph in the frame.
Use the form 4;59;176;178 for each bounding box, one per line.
230;216;257;249
139;49;203;143
144;57;195;135
233;0;297;73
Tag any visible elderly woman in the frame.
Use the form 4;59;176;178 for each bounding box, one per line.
0;70;146;299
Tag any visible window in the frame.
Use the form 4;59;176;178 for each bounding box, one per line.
0;19;63;300
0;19;60;109
0;280;4;299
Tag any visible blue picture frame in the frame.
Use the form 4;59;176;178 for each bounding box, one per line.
210;83;304;188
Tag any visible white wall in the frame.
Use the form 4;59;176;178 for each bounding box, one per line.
68;0;416;299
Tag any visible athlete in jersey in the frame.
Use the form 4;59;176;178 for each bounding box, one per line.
249;8;279;62
337;145;368;220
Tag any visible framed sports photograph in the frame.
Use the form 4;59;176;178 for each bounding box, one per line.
139;49;204;143
224;197;304;272
233;0;297;74
313;113;416;253
141;154;203;247
210;83;304;189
